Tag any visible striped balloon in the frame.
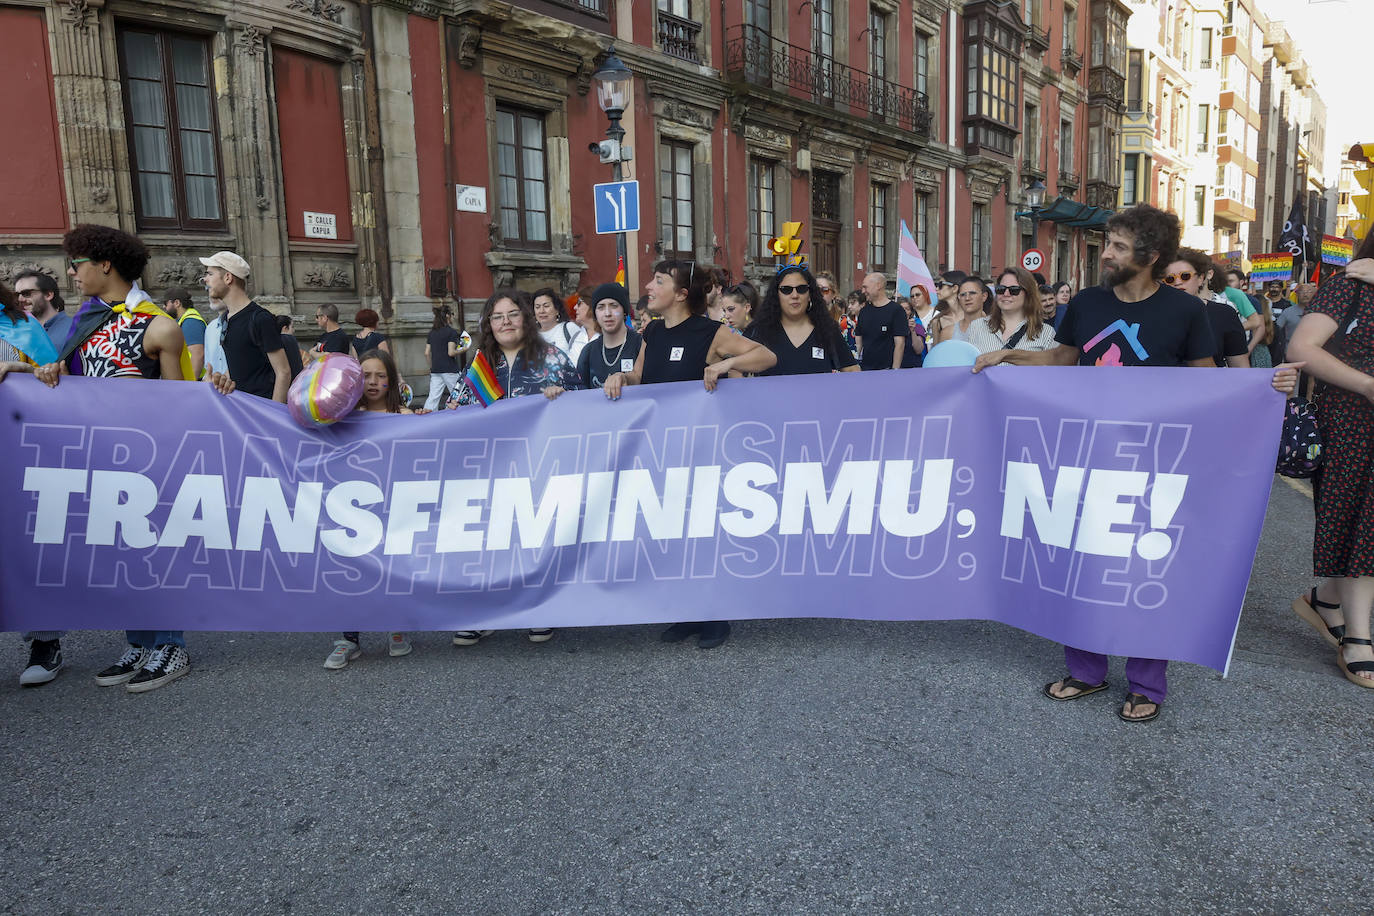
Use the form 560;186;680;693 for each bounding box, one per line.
287;353;364;428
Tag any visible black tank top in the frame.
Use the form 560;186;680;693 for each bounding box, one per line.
640;314;719;384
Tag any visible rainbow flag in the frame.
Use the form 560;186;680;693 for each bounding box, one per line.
463;350;504;406
897;219;937;302
615;255;626;287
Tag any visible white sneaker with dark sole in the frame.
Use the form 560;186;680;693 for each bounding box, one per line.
452;630;494;646
126;645;190;693
527;629;554;643
389;633;412;657
324;639;361;669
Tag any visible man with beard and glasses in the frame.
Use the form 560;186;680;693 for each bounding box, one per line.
974;204;1299;723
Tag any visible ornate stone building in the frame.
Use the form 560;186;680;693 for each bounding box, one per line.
1;0;1125;388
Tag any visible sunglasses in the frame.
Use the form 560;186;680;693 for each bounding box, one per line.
1164;271;1195;285
995;285;1025;295
936;281;955;289
68;257;91;271
778;283;810;296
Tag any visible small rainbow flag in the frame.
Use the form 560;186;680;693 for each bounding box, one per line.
615;255;626;287
463;350;504;406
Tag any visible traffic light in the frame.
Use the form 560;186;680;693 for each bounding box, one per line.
1350;143;1374;240
767;221;803;261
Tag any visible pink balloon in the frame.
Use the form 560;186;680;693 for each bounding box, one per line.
288;354;364;428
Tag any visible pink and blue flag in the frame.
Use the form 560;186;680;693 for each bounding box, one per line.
897;219;937;302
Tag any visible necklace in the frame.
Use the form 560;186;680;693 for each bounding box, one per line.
599;336;628;368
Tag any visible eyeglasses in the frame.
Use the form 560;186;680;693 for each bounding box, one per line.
1164;271;1195;285
15;288;43;298
490;311;522;325
68;258;91;271
778;284;810;296
995;285;1025;296
816;284;832;294
956;290;981;298
936;281;955;289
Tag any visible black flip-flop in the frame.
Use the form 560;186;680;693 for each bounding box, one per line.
1117;692;1161;722
1042;677;1108;701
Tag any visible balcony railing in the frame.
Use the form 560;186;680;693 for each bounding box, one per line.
657;10;701;63
1059;168;1080;188
1200;57;1213;69
724;24;931;136
1062;47;1083;72
1025;22;1051;52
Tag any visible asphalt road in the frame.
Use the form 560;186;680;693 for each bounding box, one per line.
2;477;1369;915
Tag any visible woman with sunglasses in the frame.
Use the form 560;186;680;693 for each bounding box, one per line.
965;267;1057;355
930;276;990;345
747;266;858;376
604;259;776;649
1163;249;1249;368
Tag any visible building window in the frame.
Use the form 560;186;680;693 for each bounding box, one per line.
117;28;224;230
1064;2;1078;52
1196;104;1209;153
813;0;834;61
914;31;931;100
658;139;694;259
971;204;988;276
1123;154;1138;205
1200;27;1213;66
915;193;930;254
1194;185;1206;225
1127;50;1143;111
495;105;550;249
962;3;1022;158
1024;102;1039;168
748;157;776;259
1060;118;1074;172
870;183;889;271
870;9;891;118
658;0;688;14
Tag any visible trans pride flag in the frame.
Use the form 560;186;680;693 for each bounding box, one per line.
897;220;937;302
463;350;504;406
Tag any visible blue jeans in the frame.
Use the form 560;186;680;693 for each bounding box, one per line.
126;631;185;649
24;631;65;641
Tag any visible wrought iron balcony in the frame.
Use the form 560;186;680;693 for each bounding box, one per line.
657;10;701;64
1025;22;1051;53
1059;168;1081;189
724;24;931;137
1062;47;1083;73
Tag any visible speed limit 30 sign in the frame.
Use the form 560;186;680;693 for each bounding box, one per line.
1021;248;1046;273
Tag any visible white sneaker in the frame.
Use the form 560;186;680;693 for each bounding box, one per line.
452;630;494;646
324;639;361;670
389;633;412;657
527;629;554;643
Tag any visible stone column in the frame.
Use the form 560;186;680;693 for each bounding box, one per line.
49;0;122;227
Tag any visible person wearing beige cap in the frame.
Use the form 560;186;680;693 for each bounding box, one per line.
200;251;290;402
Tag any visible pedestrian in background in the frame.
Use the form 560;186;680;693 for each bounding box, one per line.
351;308;389;358
276;314;305;381
721;281;758;333
13;270;71;348
533;287;588;363
424;304;465;410
163;286;206;378
965;267;1056;356
930;277;990;345
203;251;290;402
312;303;350;356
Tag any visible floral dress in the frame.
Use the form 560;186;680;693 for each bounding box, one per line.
1311;275;1374;577
448;343;583;407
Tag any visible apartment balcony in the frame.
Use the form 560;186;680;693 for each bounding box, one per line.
1213;195;1255;224
1088;66;1126;113
1085;180;1119;210
1062;47;1083;74
1022;159;1048;182
656;9;701;64
1024;22;1051;53
1059;168;1081;192
724;24;931;137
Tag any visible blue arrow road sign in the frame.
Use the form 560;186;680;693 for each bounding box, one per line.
593;180;640;235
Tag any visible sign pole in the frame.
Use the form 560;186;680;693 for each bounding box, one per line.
609;115;627;285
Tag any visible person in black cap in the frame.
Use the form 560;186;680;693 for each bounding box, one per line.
576;282;641;389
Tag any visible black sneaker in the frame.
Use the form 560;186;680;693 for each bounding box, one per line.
697;621;731;650
19;639;63;687
126;644;191;694
94;645;152;687
660;622;703;643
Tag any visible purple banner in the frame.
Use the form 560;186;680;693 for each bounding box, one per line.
0;368;1283;670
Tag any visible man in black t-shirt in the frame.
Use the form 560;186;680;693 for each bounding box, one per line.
200;251;289;401
855;272;906;370
974;205;1298;723
312;303;351;356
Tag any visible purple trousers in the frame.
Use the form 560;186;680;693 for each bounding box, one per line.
1063;646;1168;703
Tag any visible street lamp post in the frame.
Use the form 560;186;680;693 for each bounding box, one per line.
593;47;633;281
1024;179;1047;241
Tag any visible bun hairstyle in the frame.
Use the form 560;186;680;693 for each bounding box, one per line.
653;259;710;315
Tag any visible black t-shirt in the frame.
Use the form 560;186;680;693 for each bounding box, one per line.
280;332;305;381
223;301;284;398
1202;298;1248;366
640;314;718;384
855;300;906;370
315;328;351;355
750;324;857;376
351;330;387;357
1055;283;1216;367
577;328;643;389
428;326;462;373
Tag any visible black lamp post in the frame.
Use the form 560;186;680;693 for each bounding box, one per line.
593;47;633;278
1024;178;1047;242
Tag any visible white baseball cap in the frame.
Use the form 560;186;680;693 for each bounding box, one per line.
199;251;251;280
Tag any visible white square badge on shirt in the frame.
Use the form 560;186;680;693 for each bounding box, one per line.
812;346;825;360
621;358;635;372
669;347;684;361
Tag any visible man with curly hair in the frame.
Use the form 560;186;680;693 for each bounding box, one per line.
1;223;234;693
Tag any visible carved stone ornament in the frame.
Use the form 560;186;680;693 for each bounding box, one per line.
0;262;57;283
487;223;502;249
728;100;750;135
155;259;201;287
89;186;111;204
455;25;480;70
256;195;271;211
287;0;344;24
661;101;710;130
914;0;945;24
869;155;898;175
492;268;514;289
575;59;592;97
63;0;93;31
743;124;791;150
495;63;555;91
235;27;266;57
303;265;351;288
969;178;1000;203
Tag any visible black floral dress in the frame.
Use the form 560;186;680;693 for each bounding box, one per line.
1312;275;1374;576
